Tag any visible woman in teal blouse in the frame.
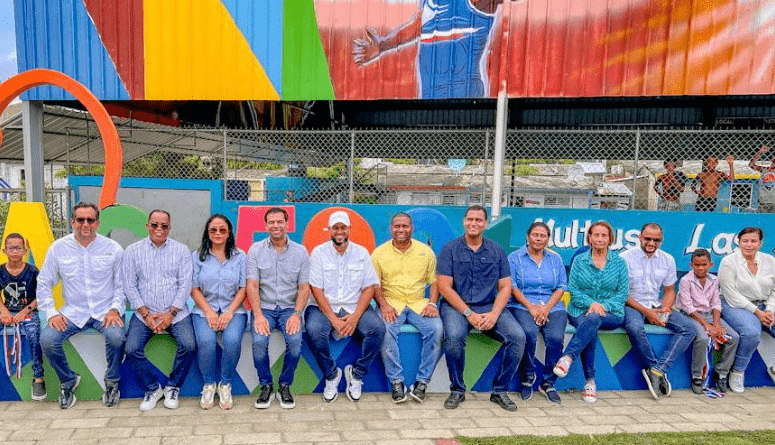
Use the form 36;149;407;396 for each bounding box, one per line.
551;221;629;403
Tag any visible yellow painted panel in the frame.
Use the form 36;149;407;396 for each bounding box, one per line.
144;0;279;100
0;203;63;308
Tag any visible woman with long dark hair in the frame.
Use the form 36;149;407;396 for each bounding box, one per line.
191;214;247;409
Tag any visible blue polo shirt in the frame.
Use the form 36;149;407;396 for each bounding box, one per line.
437;236;510;312
507;246;567;313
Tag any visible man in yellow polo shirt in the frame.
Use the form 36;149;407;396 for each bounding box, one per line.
373;212;443;404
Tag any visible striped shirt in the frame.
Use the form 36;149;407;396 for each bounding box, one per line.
37;234;125;328
123;237;193;325
676;271;720;314
567;249;629;317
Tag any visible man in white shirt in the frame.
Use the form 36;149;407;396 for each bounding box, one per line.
620;223;695;400
123;209;195;411
305;211;385;402
38;202;126;409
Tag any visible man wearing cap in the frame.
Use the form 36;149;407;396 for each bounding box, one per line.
305;210;385;402
436;205;524;411
372;212;442;404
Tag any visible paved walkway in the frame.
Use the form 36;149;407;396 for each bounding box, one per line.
2;388;775;445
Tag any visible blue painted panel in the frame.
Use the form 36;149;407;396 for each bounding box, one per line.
15;0;129;100
222;0;283;96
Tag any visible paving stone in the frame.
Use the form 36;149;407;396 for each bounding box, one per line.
374;440;435;445
343;430;400;441
473;417;531;428
453;427;513;438
97;438;161;445
193;423;253;435
526;416;584;427
281;431;342;442
50;417;111;429
399;429;455;439
388;409;442;419
222;433;282;444
668;422;732;432
72;427;133;439
366;419;423;430
282;411;336;422
9;428;74;441
564;425;624;435
161;435;223;445
132;426;193;437
334;410;390;420
618;423;680;433
509;426;569;437
722;420;775;431
679;412;740;423
590;405;650;416
299;420;365;431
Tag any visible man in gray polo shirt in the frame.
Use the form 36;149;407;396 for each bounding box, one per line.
246;207;310;409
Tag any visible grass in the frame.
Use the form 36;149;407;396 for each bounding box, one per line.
458;430;775;445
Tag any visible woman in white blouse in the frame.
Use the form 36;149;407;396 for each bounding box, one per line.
719;226;775;394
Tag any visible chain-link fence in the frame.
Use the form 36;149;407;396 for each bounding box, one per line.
0;188;70;239
56;127;775;214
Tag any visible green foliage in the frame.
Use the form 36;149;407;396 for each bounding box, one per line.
307;162;346;179
508;159;575;165
226;159;283;170
459;430;775;445
385;158;417;164
504;165;539;176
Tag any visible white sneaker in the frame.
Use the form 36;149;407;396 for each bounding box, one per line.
344;365;362;402
200;383;216;410
553;355;573;378
323;368;342;402
583;380;597;403
163;386;180;409
139;386;164;412
218;383;233;410
729;371;745;393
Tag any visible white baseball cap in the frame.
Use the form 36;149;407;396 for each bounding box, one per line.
328;211;351;227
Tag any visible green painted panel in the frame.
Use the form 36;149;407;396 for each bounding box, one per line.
463;333;501;389
98;204;148;238
599;333;632;367
146;335;179;375
282;0;334;99
12;341;103;401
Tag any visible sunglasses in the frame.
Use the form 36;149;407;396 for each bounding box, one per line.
149;222;170;231
643;236;663;243
208;227;228;234
74;217;97;225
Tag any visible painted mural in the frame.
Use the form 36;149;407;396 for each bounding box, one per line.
14;0;775;100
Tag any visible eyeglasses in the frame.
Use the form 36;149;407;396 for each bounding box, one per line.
74;217;97;225
208;227;228;234
149;223;170;231
643;237;663;243
4;246;24;252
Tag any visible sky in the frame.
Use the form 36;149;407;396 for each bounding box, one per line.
0;0;17;83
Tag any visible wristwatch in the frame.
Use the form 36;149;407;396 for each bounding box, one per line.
169;307;179;317
463;308;472;317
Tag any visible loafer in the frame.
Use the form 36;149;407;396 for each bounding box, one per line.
490;392;518;412
444;392;465;409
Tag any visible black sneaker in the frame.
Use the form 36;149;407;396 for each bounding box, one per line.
539;384;562;404
490;392;518;412
391;381;407;404
444;392;465;409
102;381;121;407
31;379;46;401
254;385;273;409
691;377;703;395
659;372;672;397
715;374;729;393
642;368;661;400
59;375;81;410
409;381;427;403
276;384;295;409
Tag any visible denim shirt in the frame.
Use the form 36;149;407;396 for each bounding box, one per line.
191;248;247;315
437;236;510;312
507;246;567;313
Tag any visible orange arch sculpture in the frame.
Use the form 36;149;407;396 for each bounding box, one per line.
0;69;123;209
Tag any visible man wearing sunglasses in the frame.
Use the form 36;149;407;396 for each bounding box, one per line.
38;202;126;409
123;209;195;412
620;223;695;400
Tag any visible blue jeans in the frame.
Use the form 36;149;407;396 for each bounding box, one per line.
192;313;247;386
565;312;625;380
381;306;443;384
125;314;196;393
304;305;386;381
624;306;695;373
16;312;44;379
440;303;525;394
40;316;125;388
252;308;303;386
510;308;567;387
722;299;775;372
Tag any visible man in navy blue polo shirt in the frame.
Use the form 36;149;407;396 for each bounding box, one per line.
436;205;525;411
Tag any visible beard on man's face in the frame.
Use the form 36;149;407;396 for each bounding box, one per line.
331;235;349;246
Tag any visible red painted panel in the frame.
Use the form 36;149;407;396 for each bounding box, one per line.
84;0;145;99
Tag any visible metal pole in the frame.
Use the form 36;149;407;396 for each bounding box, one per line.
349;131;355;203
222;130;228;201
491;91;508;220
482;129;490;205
631;128;641;210
22;100;45;202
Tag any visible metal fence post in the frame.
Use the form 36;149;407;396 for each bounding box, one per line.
491;92;508;220
222;130;228;201
349;131;355;204
482;129;490;205
631;128;641;210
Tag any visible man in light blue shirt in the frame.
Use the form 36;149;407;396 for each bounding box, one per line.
123;209;195;412
38;202;125;409
246;207;310;409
